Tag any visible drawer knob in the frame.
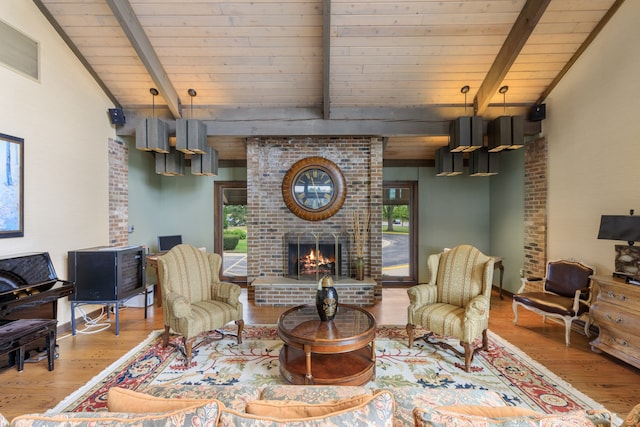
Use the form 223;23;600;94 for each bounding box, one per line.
605;313;622;323
613;337;628;347
619;294;627;301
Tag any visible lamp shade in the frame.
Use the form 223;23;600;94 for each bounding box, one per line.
191;146;218;176
176;119;207;154
435;146;463;176
136;117;169;153
469;147;498;176
155;148;184;176
597;215;640;244
449;116;483;152
488;115;524;152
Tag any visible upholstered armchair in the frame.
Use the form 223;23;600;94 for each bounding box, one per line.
407;244;494;372
513;259;594;346
157;244;244;366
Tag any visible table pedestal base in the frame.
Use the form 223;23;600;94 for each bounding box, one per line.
279;344;374;386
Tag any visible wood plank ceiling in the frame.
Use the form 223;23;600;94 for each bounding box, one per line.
33;0;623;164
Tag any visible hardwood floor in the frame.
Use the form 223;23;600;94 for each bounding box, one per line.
0;288;637;422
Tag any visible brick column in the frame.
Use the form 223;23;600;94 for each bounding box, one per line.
108;138;129;247
523;137;547;288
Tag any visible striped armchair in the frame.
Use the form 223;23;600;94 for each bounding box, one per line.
157;244;244;366
407;244;494;372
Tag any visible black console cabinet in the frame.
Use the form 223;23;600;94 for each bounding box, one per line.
68;246;147;335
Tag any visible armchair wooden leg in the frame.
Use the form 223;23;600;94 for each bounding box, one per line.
162;325;170;347
184;337;194;367
462;342;473;372
406;324;416;347
512;301;520;325
236;319;244;344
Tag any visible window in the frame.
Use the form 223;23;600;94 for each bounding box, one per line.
382;182;417;285
214;181;247;284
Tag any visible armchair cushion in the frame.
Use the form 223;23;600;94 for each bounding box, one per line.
513;292;589;317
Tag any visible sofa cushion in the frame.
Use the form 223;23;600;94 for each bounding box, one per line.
380;387;508;427
106;387;217;413
140;384;260;412
218;390;394;427
259;384;373;403
436;405;539;417
413;406;613;427
245;394;373;419
10;400;220;427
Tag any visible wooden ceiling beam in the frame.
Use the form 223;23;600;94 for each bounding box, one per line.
474;0;552;115
106;0;182;119
116;106;540;138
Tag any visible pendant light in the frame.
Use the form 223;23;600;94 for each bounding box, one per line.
155;148;185;176
488;86;524;152
191;146;219;176
176;89;206;155
136;88;169;153
435;146;463;176
469;147;499;176
449;86;483;153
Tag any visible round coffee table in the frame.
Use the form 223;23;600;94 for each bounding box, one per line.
277;304;376;385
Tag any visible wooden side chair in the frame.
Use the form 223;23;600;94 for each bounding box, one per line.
513;259;594;346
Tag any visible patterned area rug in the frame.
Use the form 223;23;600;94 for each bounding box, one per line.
50;325;615;420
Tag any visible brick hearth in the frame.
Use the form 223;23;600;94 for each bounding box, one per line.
252;277;376;306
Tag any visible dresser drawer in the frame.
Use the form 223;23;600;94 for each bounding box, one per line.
593;328;640;363
597;285;640;309
591;304;640;339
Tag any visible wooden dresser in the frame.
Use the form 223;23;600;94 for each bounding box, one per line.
589;275;640;369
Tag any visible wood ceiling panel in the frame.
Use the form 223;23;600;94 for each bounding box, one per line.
34;0;623;161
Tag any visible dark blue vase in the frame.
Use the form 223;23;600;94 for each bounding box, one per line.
316;276;338;321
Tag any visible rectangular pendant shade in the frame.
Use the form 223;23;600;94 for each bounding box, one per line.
488;115;524;152
469;147;499;176
435;146;463;176
136;117;169;153
449;116;483;152
176;119;207;154
191;147;218;176
155;148;184;176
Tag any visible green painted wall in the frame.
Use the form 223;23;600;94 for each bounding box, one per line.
128;144;524;287
126;137;247;253
489;149;525;294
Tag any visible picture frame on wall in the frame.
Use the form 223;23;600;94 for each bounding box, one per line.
0;133;24;238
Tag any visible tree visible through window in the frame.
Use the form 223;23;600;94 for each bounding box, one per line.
382;182;417;285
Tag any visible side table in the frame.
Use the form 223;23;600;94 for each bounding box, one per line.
277;304;376;386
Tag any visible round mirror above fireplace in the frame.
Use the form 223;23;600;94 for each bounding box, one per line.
282;157;346;221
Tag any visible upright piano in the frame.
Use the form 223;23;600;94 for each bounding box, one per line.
0;252;74;368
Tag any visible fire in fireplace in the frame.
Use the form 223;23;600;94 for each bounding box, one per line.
285;232;350;280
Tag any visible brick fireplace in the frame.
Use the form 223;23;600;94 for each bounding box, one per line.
246;137;383;305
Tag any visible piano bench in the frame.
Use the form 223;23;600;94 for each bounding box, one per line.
0;319;57;371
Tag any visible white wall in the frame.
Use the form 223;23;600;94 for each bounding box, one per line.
0;1;115;324
545;0;640;275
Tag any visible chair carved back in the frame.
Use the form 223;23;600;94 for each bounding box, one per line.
545;260;594;299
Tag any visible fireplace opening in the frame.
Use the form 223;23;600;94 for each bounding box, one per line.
285;232;350;280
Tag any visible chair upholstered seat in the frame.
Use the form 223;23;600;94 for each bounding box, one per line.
513;292;590;317
407;245;494;372
513;259;594;346
158;244;244;365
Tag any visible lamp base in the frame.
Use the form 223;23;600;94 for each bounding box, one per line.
614;244;640;280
